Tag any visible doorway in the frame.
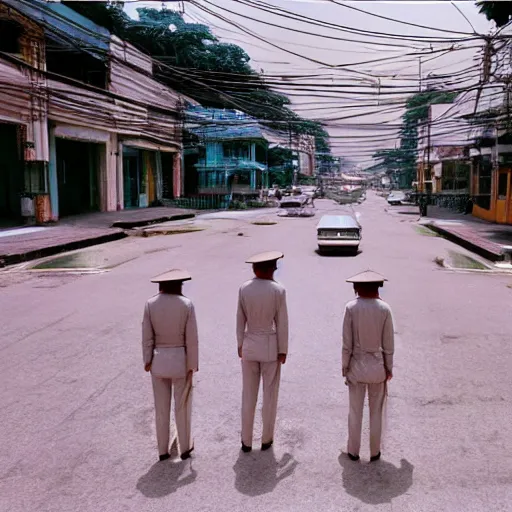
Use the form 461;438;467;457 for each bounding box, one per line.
184;150;199;196
123;147;144;208
496;169;512;224
56;139;100;217
0;124;23;224
161;152;174;200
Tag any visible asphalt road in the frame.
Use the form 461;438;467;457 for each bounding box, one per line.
1;193;512;512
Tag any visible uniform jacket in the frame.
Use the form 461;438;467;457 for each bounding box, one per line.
237;278;288;362
142;294;199;372
342;297;394;384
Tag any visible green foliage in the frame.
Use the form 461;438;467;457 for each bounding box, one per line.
402;90;458;126
373;90;458;187
63;1;331;154
477;1;512;27
267;147;293;186
268;147;293;168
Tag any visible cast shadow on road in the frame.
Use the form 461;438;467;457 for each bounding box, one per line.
315;249;361;258
338;452;414;505
233;448;298;497
137;459;197;498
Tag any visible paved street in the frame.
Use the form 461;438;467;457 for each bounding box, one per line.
1;192;512;512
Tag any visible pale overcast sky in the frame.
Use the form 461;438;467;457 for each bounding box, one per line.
124;1;494;166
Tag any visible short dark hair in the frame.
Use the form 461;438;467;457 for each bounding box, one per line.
354;282;382;293
253;260;277;272
159;281;183;294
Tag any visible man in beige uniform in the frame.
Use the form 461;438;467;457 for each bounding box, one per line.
342;270;394;462
237;251;289;453
142;269;199;461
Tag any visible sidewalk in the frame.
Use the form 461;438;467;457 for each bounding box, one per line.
0;207;195;267
421;206;512;262
58;207;195;229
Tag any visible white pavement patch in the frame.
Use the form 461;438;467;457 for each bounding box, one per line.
0;226;49;238
432;220;464;226
198;208;277;220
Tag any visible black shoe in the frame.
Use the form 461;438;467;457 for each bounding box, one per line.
180;446;194;460
370;452;381;462
348;453;360;461
241;443;252;453
159;453;170;462
261;441;273;451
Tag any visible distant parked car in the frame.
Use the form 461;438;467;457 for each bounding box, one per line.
387;191;406;206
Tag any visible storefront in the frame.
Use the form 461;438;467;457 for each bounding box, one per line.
0;123;23;223
121;144;179;208
472;149;512;225
56;138;102;216
122;146;160;208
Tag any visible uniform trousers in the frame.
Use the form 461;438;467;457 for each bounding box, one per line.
151;373;192;456
347;381;386;457
241;360;281;447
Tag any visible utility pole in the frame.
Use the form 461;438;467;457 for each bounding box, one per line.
494;122;499;188
419;57;422;92
289;122;297;187
427;104;431;194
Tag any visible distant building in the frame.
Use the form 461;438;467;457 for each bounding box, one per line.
416;101;472;196
185;107;315;196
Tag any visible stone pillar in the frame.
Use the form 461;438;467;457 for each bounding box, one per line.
155;151;163;202
117;141;124;210
173;152;182;198
181;151;186;197
101;133;118;212
48;126;59;221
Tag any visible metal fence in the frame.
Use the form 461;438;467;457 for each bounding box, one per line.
412;193;471;214
165;194;270;210
166;195;229;210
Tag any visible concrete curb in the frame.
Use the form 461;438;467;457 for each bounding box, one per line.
426;223;504;262
0;232;127;268
111;213;195;229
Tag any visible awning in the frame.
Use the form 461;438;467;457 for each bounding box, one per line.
122;139;179;153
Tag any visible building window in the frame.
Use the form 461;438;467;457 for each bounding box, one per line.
441;161;469;192
498;173;508;200
223;142;250;160
45;38;107;89
478;157;492;195
0;19;22;54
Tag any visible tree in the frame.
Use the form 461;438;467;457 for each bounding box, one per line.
267;147;294;186
63;2;331;154
373;90;458;187
477;1;512;27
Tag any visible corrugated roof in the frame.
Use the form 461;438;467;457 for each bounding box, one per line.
186;107;266;140
190;122;266;141
186;107;314;151
186;106;299;143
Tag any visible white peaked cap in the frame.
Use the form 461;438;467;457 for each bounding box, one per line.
151;269;192;283
245;251;284;264
346;270;387;283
